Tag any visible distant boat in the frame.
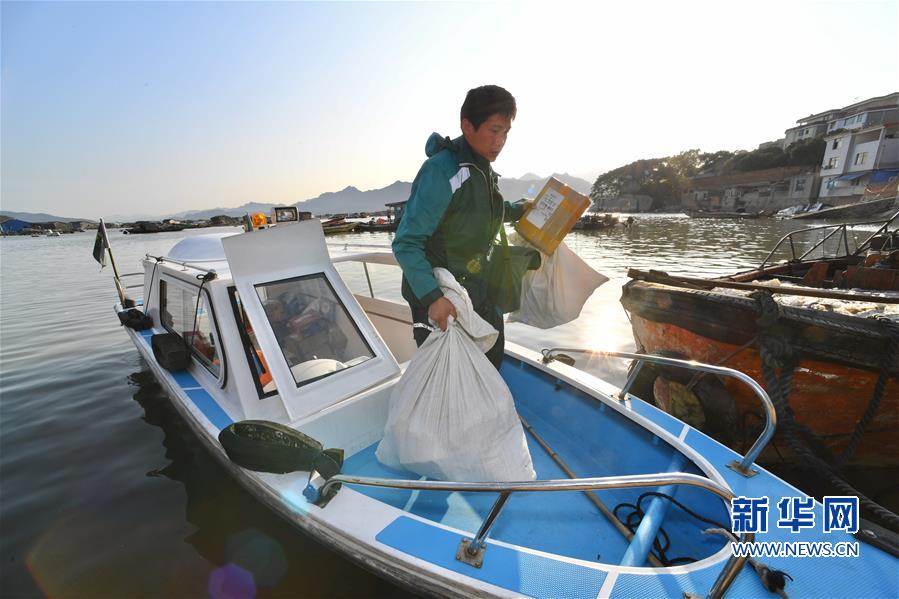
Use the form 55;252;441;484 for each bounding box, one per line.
775;202;828;219
356;217;397;233
123;221;188;234
320;217;358;235
791;196;897;220
572;213;619;230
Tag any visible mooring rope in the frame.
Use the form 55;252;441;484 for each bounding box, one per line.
750;290;899;530
837;314;899;466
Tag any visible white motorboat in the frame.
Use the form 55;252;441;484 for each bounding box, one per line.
105;219;898;598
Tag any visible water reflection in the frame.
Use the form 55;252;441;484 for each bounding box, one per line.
128;370;414;598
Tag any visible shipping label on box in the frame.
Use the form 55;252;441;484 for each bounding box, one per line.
515;177;590;255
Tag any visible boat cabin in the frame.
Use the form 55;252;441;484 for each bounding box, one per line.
140;221;407;449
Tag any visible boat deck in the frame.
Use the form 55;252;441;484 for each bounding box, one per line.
129;325;899;598
344;359;730;566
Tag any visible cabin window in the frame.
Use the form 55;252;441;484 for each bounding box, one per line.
159;279;221;377
228;287;278;399
255;273;375;387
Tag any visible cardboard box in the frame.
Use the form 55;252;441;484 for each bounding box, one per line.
514;177;590;255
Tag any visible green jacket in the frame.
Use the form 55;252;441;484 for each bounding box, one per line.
393;133;526;310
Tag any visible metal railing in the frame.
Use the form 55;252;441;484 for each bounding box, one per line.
758;209;898;269
540;349;776;478
316;472;750;599
144;253;220;275
331;252;400;299
119;271;144;291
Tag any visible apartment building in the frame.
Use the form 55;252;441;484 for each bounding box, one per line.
817;92;899;203
782;108;840;149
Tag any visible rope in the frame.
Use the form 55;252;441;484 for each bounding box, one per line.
837;315;899;465
695;287;897;368
612;491;730;566
704;528;792;598
750;291;899;530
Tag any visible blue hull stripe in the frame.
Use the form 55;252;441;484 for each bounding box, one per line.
140;332;233;431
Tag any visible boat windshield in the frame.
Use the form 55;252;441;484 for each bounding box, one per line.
255;273;375;386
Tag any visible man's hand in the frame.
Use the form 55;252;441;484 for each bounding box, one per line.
428;296;457;331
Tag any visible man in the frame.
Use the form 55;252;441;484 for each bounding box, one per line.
392;85;530;370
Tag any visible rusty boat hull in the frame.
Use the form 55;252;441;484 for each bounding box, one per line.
620;279;899;468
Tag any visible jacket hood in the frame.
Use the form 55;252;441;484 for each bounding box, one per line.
425;132;460;158
425;133;488;171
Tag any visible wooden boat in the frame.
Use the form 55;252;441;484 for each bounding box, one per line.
320;217;359;235
621;212;899;471
791;196;897;220
99;221;898;597
356;218;397;233
123;221;189;234
572;213;619;230
775;203;829;219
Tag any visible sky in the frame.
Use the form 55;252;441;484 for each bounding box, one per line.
2;1;898;219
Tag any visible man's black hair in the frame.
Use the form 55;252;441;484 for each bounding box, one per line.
460;85;516;130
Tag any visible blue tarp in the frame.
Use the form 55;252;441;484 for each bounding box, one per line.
0;219;30;233
835;171;869;182
870;169;899;184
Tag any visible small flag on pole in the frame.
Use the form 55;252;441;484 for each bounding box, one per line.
92;219;110;268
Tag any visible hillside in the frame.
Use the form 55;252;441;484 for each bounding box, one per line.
0;211;96;223
160;173;592;219
2;172;594;223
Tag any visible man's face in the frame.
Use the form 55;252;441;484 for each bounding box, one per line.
462;113;513;162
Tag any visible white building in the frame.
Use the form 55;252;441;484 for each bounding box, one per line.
684;166;820;213
782;109;840;149
817;92;899;203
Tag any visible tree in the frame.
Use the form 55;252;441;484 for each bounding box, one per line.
590;149;732;208
786;136;826;166
730;146;789;172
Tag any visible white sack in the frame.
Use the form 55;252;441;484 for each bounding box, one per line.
508;237;609;329
376;268;536;482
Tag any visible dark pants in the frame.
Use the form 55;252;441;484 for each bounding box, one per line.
411;305;504;371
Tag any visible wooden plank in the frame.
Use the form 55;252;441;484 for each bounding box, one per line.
801;261;829;288
627;268;899;304
845;266;899;291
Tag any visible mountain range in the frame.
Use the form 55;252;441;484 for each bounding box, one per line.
169;172;593;221
1;173;594;224
0;211;96;223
